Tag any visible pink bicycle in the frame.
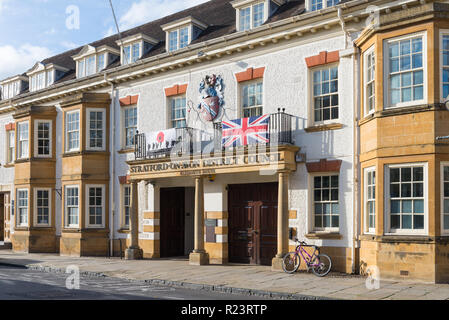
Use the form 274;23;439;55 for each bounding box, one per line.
282;238;332;277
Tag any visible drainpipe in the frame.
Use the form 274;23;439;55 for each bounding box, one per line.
338;7;350;49
104;72;116;257
352;47;361;275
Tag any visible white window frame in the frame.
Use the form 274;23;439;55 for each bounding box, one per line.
85;184;105;228
237;1;266;31
17;121;29;160
121;185;131;229
441;162;449;235
86;108;106;151
308;0;339;11
364;167;376;234
64;185;80;228
65;110;80;153
384;162;428;235
169;95;187;128
240;80;264;118
440;30;449;102
167;27;190;52
6;129;15;164
310;173;340;232
34;188;51;227
34;119;52;158
309;63;339;125
122;42;142;64
122;105;138;149
16;188;29;227
383;31;428;109
364;46;376;116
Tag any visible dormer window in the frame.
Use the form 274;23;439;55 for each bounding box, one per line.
309;0;339;11
72;45;119;78
232;0;283;32
0;76;27;100
116;33;158;66
168;27;189;52
27;62;67;92
161;16;207;53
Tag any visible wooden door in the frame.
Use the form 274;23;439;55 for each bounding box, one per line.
228;183;278;265
160;188;185;257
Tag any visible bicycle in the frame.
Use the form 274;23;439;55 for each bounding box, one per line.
282;238;332;277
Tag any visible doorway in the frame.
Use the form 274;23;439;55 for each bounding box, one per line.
160;187;193;258
228;183;278;265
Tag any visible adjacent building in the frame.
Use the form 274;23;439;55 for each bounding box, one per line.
0;0;448;282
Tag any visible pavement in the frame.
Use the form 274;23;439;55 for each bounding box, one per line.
0;264;264;300
1;250;449;300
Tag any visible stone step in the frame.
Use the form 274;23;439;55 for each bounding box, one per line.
0;242;12;250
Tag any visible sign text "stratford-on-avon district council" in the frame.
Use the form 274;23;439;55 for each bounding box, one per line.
130;153;282;174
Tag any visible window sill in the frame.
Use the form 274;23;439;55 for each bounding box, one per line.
305;232;342;240
118;228;130;234
304;123;343;133
359;234;433;243
118;148;134;154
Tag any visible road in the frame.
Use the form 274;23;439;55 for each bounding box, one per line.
0;265;267;300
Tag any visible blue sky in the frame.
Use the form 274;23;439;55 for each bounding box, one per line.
0;0;208;80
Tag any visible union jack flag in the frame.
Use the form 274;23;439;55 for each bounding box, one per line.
221;114;270;147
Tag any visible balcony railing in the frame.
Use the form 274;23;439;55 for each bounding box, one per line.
134;108;293;160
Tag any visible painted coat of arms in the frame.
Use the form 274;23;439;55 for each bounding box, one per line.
198;74;224;122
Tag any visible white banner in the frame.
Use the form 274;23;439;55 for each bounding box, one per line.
146;128;177;152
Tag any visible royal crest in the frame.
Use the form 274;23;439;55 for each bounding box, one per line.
198;74;224;122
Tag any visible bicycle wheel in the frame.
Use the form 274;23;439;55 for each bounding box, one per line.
311;254;332;277
282;252;300;274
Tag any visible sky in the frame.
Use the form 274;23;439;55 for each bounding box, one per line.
0;0;209;80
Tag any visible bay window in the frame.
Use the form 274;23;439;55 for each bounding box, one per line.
17;189;28;227
66;110;80;152
35;120;51;157
86;185;105;228
442;164;449;234
364;47;376;115
441;33;449;100
65;186;79;227
386;164;426;234
385;33;426;108
364;168;376;233
35;189;50;226
87;109;105;150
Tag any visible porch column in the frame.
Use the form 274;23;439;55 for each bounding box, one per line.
272;171;289;271
189;176;209;265
125;181;143;260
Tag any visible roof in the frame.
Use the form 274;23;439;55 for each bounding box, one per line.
2;0;314;91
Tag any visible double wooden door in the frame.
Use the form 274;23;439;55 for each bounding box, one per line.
228;183;278;266
160;188;185;257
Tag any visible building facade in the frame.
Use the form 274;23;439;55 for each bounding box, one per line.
0;0;448;282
